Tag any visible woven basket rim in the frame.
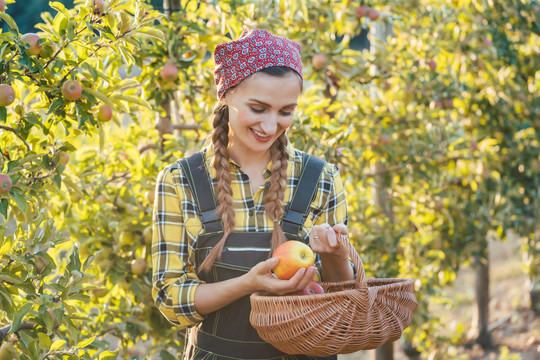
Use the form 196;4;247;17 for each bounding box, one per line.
250;277;416;304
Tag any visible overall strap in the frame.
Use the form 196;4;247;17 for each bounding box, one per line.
281;152;326;236
177;151;223;233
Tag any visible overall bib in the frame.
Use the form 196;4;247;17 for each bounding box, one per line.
178;151;337;360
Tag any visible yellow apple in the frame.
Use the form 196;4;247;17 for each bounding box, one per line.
272;240;315;280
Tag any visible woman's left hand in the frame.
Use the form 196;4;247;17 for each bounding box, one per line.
309;223;348;259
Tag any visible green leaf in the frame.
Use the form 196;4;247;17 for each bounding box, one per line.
0;107;6;122
0;13;19;33
159;350;176;360
10;192;27;214
83;249;102;271
137;27;166;42
67;244;81;273
47;99;65;115
8;302;33;334
38;332;51;349
111;94;151;109
76;335;96;349
50;339;66;351
83;88;114;107
81;63;98;82
98;350;119;360
49;1;71;19
0;199;8;219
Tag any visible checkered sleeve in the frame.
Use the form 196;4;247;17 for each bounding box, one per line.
313;163;348;227
151;165;205;328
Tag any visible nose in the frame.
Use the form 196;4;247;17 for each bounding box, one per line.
260;113;278;135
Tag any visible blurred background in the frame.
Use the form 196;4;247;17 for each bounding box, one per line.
0;0;538;360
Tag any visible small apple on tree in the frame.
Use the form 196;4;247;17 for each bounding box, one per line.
354;5;368;18
428;60;437;70
61;79;83;101
92;0;106;15
0;84;16;107
312;53;328;70
131;258;147;275
58;151;70;166
0;174;12;195
20;33;43;56
39;42;57;58
97;104;113;122
272;240;315;280
142;226;152;245
160;63;179;82
380;133;391;145
443;98;453;109
368;9;380;21
34;256;47;274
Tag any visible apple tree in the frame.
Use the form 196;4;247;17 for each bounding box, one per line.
0;0;181;358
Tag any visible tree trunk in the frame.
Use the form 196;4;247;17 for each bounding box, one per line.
470;253;494;349
528;228;540;315
372;162;395;360
163;0;180;17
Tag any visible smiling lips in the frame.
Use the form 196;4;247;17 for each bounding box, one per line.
250;128;273;142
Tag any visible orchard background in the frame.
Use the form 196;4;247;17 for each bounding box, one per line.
0;0;538;359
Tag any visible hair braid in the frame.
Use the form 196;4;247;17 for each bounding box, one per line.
198;104;235;273
265;133;290;255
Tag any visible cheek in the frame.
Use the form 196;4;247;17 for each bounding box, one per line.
278;117;293;131
230;108;256;128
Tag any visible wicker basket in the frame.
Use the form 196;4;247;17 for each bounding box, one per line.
249;234;418;357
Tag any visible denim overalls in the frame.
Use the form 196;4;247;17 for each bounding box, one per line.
179;151;337;360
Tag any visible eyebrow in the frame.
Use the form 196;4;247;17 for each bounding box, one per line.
248;99;298;108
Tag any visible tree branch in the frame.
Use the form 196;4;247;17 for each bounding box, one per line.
0;322;36;343
0;125;31;150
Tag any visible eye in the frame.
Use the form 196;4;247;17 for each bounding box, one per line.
280;111;293;116
250;107;265;113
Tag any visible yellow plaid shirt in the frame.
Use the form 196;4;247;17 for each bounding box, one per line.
151;144;348;328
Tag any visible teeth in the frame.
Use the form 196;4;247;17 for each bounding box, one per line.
252;129;269;137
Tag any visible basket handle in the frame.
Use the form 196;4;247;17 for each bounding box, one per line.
336;233;366;286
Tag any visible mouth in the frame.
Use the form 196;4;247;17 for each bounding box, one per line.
250;128;273;142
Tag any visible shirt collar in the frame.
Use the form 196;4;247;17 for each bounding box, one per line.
202;141;295;181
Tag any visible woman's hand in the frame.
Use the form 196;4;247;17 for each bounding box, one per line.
309;223;354;282
309;223;348;259
244;257;317;296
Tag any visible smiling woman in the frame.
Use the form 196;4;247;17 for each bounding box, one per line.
151;28;354;360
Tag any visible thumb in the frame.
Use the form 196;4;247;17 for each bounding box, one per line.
260;257;279;272
333;223;348;235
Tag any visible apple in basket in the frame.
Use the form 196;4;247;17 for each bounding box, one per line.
289;281;324;295
272;240;315;280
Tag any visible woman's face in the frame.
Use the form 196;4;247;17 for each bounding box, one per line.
223;71;302;162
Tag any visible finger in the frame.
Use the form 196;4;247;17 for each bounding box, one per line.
333;223;348;235
257;257;279;273
327;227;337;248
310;227;320;247
286;267;306;285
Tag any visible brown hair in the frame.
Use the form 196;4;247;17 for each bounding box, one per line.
197;66;299;273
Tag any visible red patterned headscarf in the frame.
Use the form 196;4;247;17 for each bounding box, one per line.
213;29;303;100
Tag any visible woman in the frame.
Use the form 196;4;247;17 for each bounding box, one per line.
152;28;354;360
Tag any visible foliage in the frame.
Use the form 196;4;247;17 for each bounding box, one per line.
0;0;538;359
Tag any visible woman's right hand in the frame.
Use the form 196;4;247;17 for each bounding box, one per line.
244;257;317;296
